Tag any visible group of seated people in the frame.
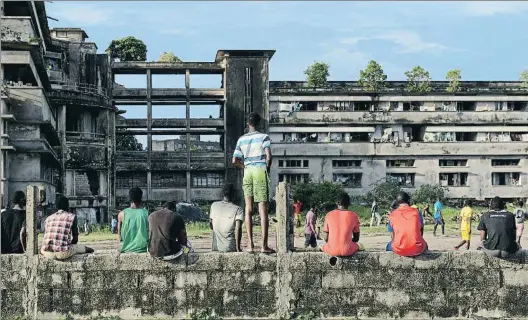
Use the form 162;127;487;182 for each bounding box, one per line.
1;185;521;261
317;191;520;259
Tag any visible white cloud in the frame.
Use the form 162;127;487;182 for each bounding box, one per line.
464;2;528;16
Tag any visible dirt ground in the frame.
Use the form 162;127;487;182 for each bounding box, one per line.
83;231;528;253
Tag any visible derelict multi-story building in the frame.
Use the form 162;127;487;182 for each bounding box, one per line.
269;81;528;201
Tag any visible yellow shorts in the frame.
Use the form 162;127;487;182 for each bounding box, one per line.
461;230;471;241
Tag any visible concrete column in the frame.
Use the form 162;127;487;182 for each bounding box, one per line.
25;185;39;255
185;69;191;201
146;69;152;200
275;182;293;253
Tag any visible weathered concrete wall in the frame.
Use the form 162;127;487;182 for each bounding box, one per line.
2;251;528;319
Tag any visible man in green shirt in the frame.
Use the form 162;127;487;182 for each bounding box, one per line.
118;187;149;253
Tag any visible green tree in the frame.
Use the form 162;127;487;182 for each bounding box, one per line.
106;36;147;62
412;184;448;205
446;69;462;93
158;51;182;63
291;182;345;212
116;131;143;151
359;60;388;92
520;69;528;88
405;66;432;93
365;180;401;211
304;61;330;88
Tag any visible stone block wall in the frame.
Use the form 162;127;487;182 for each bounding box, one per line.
2;251;528;319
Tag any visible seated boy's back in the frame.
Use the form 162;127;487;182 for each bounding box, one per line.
322;192;360;257
118;187;149;253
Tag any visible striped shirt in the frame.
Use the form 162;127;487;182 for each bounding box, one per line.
233;131;271;168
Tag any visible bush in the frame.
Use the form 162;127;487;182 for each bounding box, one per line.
412;184;448;205
291;182;345;212
365;180;401;210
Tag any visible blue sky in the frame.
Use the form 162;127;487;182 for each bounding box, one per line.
46;1;528;144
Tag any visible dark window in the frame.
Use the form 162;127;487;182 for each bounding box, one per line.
386;173;415;187
116;172;147;188
151;171;186;188
192;172;224;188
492;172;521;186
244;68;253;115
333;173;362;188
491;159;520;166
439;159;468;167
278;174;309;184
386;160;415;167
278;160;309;168
439;173;468;187
332;160;362;168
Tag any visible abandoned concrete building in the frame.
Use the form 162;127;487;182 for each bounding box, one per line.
1;1;527;217
269;81;528;200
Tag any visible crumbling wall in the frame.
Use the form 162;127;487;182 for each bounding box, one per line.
2;251;528;319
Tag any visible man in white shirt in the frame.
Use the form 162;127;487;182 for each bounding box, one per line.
210;184;244;252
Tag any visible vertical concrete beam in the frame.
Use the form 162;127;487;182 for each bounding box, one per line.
185;69;191;201
25;185;39;255
275;182;294;253
59;105;67;195
146;69;152;200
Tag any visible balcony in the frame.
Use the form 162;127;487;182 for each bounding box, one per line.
111;61;224;74
116;118;224;128
65;132;106;144
49;81;111;108
271;142;528;157
112;88;225;101
272;111;528;125
0;17;36;44
116;151;225;171
10;139;59;162
6;86;56;129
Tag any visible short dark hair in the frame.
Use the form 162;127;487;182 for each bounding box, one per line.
56;195;69;211
247;112;261;127
163;201;176;211
464;199;473;207
490;196;504;211
337;192;351;208
129;187;143;204
518;199;524;207
12;191;25;206
396;191;411;205
222;183;236;201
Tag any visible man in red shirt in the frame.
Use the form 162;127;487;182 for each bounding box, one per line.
322;192;360;257
293;199;303;228
387;191;428;257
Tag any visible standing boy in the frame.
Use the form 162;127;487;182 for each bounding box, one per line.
232;112;274;253
433;198;445;236
514;200;528;247
454;200;473;250
304;207;317;248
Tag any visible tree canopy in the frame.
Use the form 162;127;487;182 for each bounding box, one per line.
446;69;462;93
405;66;432;93
116;131;143;151
106;36;147;62
304;61;330;88
359;60;388;93
412;184;448;205
520;70;528;88
158;51;182;63
291;181;344;212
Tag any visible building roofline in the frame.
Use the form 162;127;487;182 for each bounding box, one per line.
215;50;275;62
50;27;89;39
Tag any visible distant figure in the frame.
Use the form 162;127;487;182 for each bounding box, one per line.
433;198;445;236
293;200;303;228
478;196;519;258
322;192;361;257
304;207;317;248
232;112;274;254
118;187;149;253
149;201;188;260
370;200;381;227
387;192;427;257
210;183;243;252
1;191;26;254
454;200;473;250
83;217;90;235
514;200;528;247
111;215;118;234
40;195;94;260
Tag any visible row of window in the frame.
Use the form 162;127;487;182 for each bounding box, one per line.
116;172;224;188
278;172;522;188
278;159;522;168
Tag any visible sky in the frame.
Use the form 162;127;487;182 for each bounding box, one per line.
46;1;528;145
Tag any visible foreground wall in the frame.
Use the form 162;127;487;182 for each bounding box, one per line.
2;251;528;319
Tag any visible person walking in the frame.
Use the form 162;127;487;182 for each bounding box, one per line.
454;200;474;250
433;198;445;236
513;200;528;248
370;200;381;227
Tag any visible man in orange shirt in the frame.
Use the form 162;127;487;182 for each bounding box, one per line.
322;192;360;257
387;191;428;257
293;199;303;228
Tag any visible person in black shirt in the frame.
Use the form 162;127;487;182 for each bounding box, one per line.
1;191;26;254
148;201;188;260
477;196;519;258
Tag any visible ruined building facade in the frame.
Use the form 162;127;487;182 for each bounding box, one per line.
2;2;527;215
269;81;528;201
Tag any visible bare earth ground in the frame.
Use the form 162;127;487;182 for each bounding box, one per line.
76;228;528;253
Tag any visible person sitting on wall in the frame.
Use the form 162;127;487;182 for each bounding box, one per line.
386;191;427;257
118;187;149;253
321;192;362;257
477;196;519;258
1;191;27;254
40;195;94;260
148;201;189;260
209;183;244;252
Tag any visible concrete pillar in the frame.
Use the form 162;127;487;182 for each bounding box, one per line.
59;105;67;195
146;69;152;200
25;185;39;255
275;182;293;253
185;69;191;201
